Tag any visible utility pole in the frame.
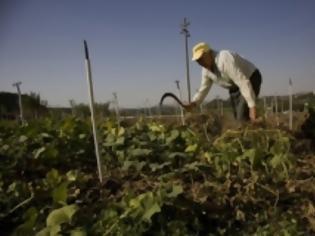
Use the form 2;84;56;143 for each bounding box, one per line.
175;80;185;125
180;17;191;103
69;99;76;116
289;78;293;130
112;92;120;125
12;81;25;124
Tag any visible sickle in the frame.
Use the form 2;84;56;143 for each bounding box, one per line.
159;92;185;108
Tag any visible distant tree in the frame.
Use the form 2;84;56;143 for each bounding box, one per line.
95;102;111;117
0;91;47;120
23;92;48;118
68;99;110;118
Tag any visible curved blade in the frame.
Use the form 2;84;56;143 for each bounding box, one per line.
159;92;185;108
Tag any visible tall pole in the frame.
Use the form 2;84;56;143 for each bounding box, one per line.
113;92;120;125
175;80;185;125
84;40;103;183
180;17;191;103
289;78;293;130
12;82;25;124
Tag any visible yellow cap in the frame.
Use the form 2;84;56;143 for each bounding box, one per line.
192;42;210;61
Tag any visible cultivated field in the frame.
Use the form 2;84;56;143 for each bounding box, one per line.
0;110;314;235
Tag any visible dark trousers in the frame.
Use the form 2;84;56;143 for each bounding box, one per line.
229;70;262;121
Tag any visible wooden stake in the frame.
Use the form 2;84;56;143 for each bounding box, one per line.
84;40;103;183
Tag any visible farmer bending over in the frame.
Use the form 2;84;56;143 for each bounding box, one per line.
184;42;262;122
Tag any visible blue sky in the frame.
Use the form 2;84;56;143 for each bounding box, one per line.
1;0;314;107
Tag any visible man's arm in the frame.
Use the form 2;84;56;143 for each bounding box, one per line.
185;69;213;111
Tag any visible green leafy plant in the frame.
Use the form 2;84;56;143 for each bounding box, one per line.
0;118;314;235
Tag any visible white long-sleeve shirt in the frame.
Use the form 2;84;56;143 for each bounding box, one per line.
192;50;257;108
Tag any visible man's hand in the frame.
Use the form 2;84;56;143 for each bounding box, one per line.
183;102;197;112
249;107;257;122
